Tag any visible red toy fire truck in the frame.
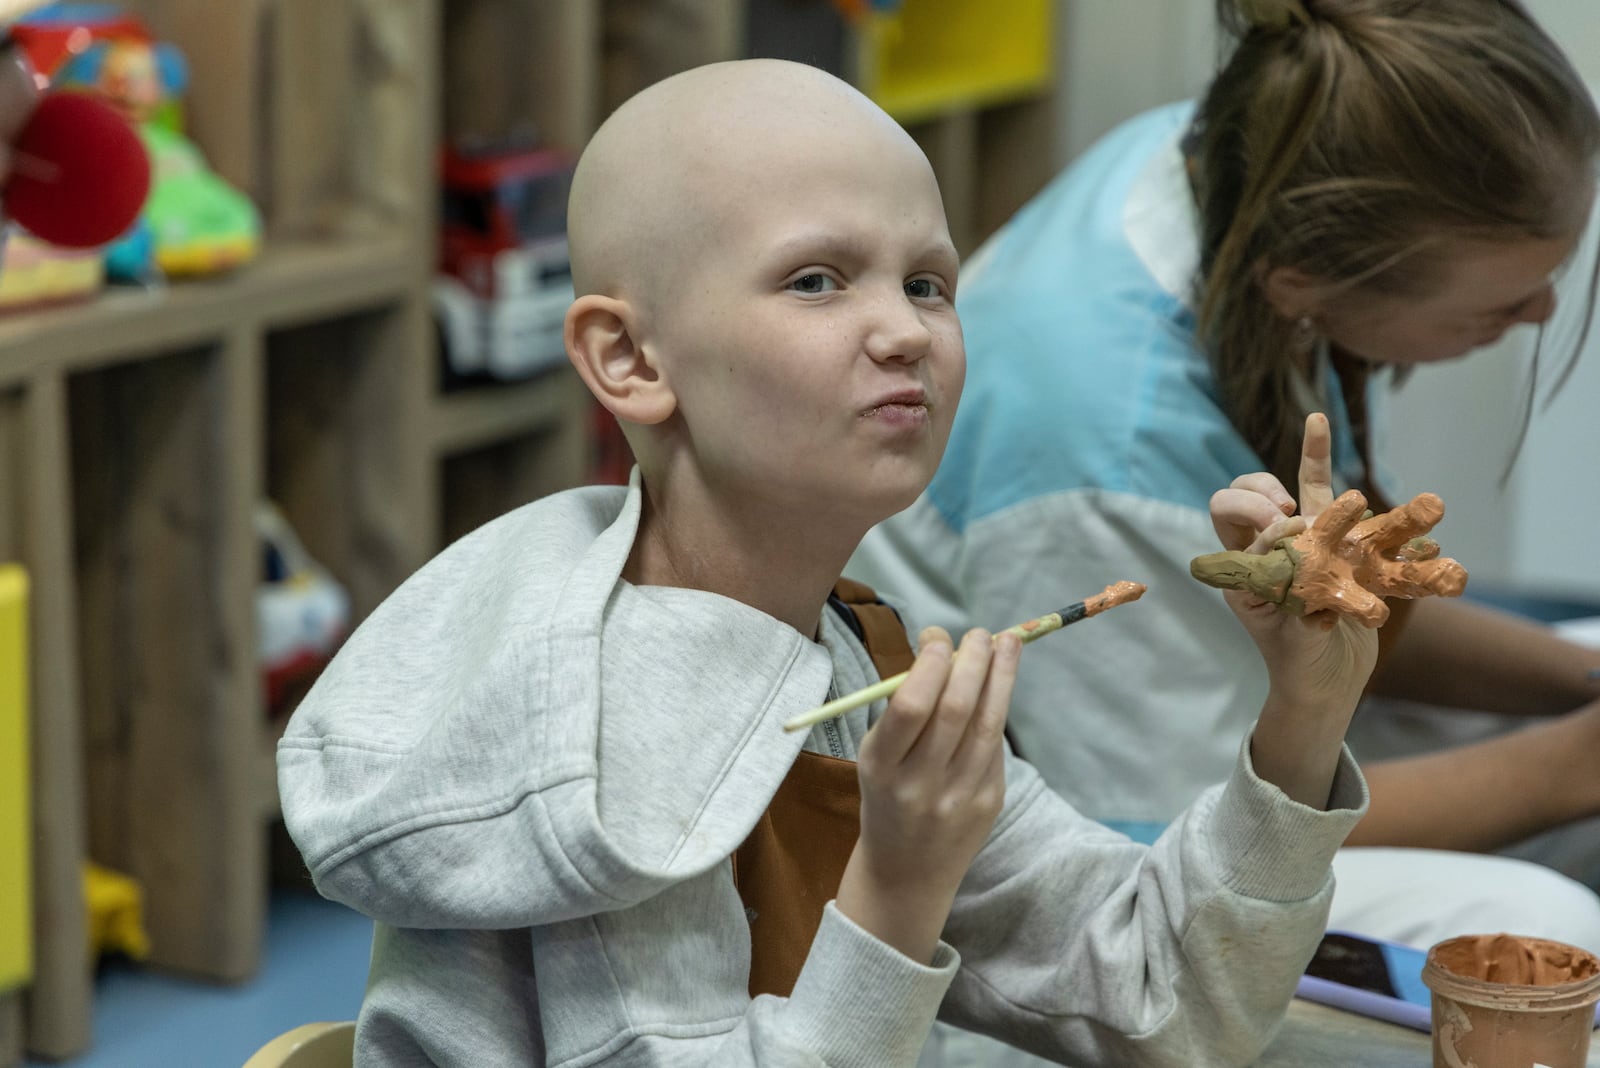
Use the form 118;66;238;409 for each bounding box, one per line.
435;142;576;383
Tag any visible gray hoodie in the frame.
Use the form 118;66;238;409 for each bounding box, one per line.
278;474;1368;1067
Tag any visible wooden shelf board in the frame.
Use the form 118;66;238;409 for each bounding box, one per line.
432;366;591;456
0;237;425;387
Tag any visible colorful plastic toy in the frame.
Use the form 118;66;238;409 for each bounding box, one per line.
0;228;102;309
84;860;149;963
257;501;349;714
7;5;147;84
132;120;258;276
21;3;259;278
435;142;575;384
2;90;150;252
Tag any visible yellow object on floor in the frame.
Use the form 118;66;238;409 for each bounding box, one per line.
85;860;151;962
0;564;31;992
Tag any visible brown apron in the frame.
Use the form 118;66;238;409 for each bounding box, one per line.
730;579;916;999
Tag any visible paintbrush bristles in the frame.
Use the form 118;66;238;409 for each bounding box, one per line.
781;582;1145;733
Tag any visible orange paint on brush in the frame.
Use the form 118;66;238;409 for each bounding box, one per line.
1084;580;1146;617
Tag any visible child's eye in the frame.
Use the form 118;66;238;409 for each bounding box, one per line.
788;274;837;294
905;278;941;300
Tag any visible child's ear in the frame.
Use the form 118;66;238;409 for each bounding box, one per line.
565;295;676;425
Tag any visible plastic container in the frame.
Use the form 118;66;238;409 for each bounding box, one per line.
1423;933;1600;1068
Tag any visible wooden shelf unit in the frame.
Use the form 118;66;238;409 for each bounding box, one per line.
0;0;447;1058
0;1;1056;1062
1;238;440;1063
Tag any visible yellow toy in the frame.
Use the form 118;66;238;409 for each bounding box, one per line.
84;860;150;963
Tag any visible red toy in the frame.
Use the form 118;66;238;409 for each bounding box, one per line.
434;142;575;383
0;7;152;249
4;90;149;247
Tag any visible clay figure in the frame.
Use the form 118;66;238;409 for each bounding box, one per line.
1190;489;1468;627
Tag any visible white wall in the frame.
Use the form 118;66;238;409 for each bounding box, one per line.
1387;0;1600;598
1525;1;1600;85
1052;1;1215;167
1050;0;1600;598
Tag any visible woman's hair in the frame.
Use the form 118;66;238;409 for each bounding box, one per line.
1191;0;1600;489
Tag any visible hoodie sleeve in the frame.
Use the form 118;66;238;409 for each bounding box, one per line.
935;737;1368;1067
356;906;959;1067
352;740;1364;1068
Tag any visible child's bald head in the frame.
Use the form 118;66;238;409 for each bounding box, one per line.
564;59;961;525
568;59;920;311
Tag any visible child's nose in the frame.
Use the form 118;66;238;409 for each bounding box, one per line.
865;293;934;363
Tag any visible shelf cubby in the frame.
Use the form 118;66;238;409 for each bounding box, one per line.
68;343;263;983
267;304;435;620
436;369;593;548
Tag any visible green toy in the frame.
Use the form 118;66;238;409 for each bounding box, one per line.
53;16;259;277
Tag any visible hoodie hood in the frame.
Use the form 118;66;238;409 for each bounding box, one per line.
277;472;835;929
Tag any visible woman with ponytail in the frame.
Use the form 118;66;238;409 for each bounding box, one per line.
853;0;1600;974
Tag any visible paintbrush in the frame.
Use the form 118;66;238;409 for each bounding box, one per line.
783;580;1146;733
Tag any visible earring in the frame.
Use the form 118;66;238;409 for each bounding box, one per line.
1292;315;1318;354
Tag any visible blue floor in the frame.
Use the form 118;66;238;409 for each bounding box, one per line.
26;890;372;1068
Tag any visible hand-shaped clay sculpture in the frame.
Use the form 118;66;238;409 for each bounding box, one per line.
1190;489;1468;628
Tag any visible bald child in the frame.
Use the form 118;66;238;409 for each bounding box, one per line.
280;59;1376;1067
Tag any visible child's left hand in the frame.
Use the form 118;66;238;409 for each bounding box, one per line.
1208;413;1377;808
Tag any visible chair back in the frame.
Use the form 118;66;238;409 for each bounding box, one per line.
242;1021;355;1068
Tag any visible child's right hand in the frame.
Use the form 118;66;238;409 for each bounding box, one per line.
835;625;1020;964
